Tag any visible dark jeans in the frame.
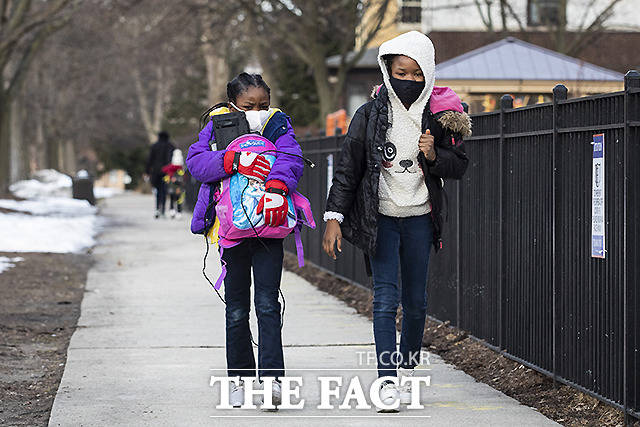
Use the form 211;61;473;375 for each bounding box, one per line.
371;214;433;378
154;180;167;213
221;238;285;378
169;193;182;212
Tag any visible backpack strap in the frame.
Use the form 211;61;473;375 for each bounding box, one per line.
294;225;305;267
214;247;226;290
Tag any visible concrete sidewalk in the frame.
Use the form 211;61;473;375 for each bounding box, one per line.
49;193;557;426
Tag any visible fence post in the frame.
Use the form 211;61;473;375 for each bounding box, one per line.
498;94;512;349
552;84;567;387
456;102;469;327
623;69;639;425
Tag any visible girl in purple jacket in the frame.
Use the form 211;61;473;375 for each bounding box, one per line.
186;73;304;408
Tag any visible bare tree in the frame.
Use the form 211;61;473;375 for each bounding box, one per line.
0;0;75;190
111;2;198;143
471;0;625;55
189;1;234;105
241;0;391;122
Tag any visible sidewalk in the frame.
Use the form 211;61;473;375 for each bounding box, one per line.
49;193;557;426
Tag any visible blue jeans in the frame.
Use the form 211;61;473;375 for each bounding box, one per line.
371;214;433;378
221;238;284;379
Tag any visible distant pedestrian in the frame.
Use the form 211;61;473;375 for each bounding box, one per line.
323;31;471;412
162;149;185;219
146;131;175;218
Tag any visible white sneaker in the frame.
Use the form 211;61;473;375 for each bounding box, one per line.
175;212;182;219
230;380;244;408
261;380;281;411
377;380;399;413
398;367;414;404
169;209;176;218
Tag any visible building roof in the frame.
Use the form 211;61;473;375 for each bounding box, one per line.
327;36;626;82
435;37;623;81
326;47;379;69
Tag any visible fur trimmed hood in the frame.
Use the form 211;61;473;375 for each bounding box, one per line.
371;84;472;137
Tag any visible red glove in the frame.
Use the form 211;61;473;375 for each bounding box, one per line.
223;150;271;182
256;180;289;227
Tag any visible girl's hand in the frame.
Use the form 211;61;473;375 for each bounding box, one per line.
419;129;436;161
323;220;343;260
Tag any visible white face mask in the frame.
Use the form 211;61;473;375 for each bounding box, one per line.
230;102;271;133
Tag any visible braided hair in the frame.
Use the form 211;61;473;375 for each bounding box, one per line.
199;73;271;129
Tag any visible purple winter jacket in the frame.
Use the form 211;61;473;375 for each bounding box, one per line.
186;117;304;234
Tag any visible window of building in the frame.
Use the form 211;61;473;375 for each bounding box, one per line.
528;0;565;27
400;0;422;24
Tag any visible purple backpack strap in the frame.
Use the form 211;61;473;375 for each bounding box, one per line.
215;247;226;290
294;225;305;267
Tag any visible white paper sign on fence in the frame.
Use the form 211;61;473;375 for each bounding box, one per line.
326;154;333;199
591;133;605;259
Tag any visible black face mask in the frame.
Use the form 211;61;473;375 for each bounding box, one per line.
389;76;425;107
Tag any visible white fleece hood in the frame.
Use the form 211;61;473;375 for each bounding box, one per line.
375;31;436;218
377;31;435;110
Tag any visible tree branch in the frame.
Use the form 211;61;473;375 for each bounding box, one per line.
7;15;69;98
474;0;493;31
0;0;73;56
132;67;155;143
566;0;623;56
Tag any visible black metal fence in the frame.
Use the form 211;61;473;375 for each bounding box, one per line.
286;71;640;421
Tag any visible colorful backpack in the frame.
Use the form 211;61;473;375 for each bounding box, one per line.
209;134;315;288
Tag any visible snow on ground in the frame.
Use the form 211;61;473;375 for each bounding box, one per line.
0;213;98;253
94;187;124;199
0;170;101;254
0;257;23;274
10;169;72;199
0;197;96;216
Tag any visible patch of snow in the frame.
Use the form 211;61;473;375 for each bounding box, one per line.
0;198;96;216
10;169;72;199
0;213;98;253
2;170;101;253
0;256;23;274
94;187;124;199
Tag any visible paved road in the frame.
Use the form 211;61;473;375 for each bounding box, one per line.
49;193;558;426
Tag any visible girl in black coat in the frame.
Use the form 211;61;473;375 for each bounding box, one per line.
323;31;470;412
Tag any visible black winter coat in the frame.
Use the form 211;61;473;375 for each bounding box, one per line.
146;138;175;187
325;85;470;256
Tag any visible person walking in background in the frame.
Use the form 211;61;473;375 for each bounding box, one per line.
322;31;471;412
162;149;185;219
146;131;175;218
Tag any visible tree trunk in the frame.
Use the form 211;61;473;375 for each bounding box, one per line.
35;101;46;170
0;95;11;192
200;10;229;105
9;97;26;183
254;49;279;106
202;46;228;105
62;140;76;174
311;59;339;125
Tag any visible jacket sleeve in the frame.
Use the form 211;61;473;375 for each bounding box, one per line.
325;104;368;216
185;121;229;184
265;119;304;193
146;144;155;175
425;132;469;180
